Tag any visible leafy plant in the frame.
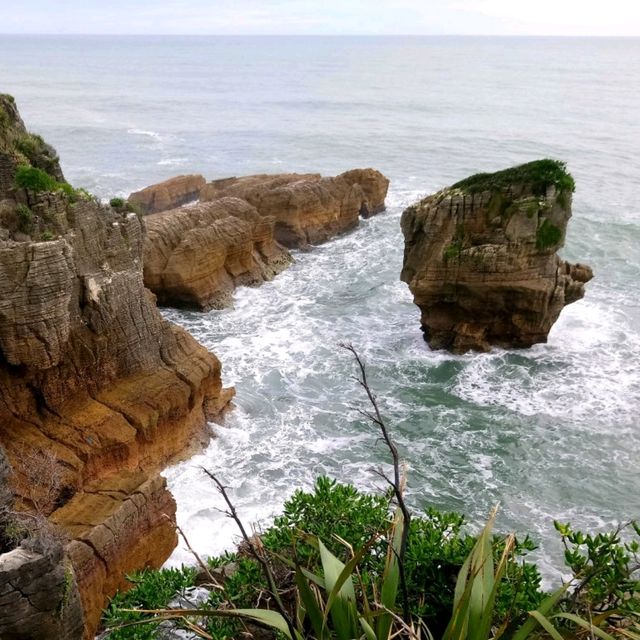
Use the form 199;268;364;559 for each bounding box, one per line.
15;203;33;234
536;219;562;250
110;197;126;208
451;159;575;196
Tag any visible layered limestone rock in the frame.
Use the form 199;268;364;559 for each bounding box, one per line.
401;160;593;353
0;95;232;638
200;168;389;248
143;197;293;309
128;174;206;214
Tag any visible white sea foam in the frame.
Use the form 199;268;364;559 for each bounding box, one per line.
163;185;640;573
157;157;188;166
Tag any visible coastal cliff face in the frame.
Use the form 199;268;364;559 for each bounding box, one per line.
143;197;293;309
199;169;389;248
128;174;206;214
401;160;593;353
0;95;232;638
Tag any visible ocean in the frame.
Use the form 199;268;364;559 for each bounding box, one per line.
1;35;639;578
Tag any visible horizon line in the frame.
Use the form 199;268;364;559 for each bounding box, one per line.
1;32;639;38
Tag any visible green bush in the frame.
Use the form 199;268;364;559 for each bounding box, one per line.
15;204;33;234
110;197;125;208
536;218;563;250
14;165;59;192
102;566;197;640
452;159;575;197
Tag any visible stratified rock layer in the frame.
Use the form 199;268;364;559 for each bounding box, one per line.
129;174;206;214
143;198;293;309
400;160;593;353
0;95;232;639
200;168;389;248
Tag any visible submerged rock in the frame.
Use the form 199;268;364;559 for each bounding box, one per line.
200;168;389;248
129;174;206;214
143;197;293;310
401;160;593;353
0;95;233;638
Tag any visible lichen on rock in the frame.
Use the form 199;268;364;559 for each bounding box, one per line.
401;160;593;353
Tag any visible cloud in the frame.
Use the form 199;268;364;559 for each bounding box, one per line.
1;0;639;35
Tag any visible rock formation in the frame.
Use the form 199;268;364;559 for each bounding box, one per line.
128;174;206;214
401;160;593;353
143;198;293;309
200;168;389;248
0;95;232;638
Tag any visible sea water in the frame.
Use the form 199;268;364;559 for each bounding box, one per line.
1;35;639;578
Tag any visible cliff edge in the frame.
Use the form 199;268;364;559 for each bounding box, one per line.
0;95;232;638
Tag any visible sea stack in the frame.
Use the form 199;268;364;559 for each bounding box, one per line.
0;95;232;638
400;160;593;353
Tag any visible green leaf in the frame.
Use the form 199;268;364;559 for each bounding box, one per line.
377;507;403;640
508;585;568;640
528;611;564;640
296;566;328;640
551;613;617;640
360;616;378;640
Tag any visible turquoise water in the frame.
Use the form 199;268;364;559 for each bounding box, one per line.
1;35;639;577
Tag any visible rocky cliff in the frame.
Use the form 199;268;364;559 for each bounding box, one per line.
128;174;206;214
0;95;232;638
199;169;389;248
401;160;593;353
143;197;293;309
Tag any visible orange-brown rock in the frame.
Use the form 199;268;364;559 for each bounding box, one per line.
401;160;593;353
200;168;389;248
0;95;233;639
128;174;206;214
143;197;293;309
51;472;177;636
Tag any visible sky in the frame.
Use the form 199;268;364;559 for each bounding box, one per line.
2;0;640;36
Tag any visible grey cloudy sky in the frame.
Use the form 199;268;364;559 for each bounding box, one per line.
2;0;640;35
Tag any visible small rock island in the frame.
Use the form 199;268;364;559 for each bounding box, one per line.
401;160;593;353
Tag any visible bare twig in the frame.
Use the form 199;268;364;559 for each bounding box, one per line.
339;342;413;625
163;514;222;589
201;468;299;640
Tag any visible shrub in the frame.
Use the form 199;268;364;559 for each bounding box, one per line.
110;197;125;208
15;204;33;234
452;159;575;197
14;165;59;192
536;218;563;250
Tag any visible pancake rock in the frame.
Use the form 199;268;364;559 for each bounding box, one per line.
400;160;593;353
143;197;293;309
128;174;206;214
0;95;232;638
200;168;389;248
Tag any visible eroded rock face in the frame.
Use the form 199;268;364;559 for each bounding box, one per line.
128;174;206;214
200;168;389;248
0;544;84;640
0;96;233;638
143;198;293;309
401;160;593;353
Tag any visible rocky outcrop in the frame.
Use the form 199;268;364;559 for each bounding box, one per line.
0;95;233;638
200;168;389;248
0;542;85;640
143;198;293;309
401;160;593;353
128;174;206;214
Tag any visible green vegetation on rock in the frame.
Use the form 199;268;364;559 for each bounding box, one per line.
15;204;34;234
451;159;575;196
536;218;563;249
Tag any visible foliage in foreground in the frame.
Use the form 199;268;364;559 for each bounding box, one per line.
103;477;639;639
